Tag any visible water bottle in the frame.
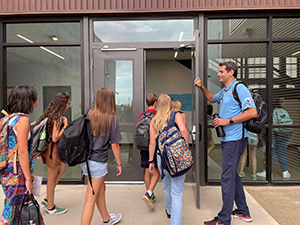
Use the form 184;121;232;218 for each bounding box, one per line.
213;113;225;137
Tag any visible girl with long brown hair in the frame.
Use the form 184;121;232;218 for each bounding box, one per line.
81;87;122;225
36;92;71;216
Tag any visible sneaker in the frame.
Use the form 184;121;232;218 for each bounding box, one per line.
204;217;224;225
232;209;253;222
282;170;291;179
251;174;257;181
256;170;266;178
103;213;122;225
142;192;155;209
45;206;68;216
239;172;245;178
151;193;157;203
40;200;47;208
165;209;171;219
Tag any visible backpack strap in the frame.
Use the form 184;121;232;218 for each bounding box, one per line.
84;109;95;195
167;111;177;128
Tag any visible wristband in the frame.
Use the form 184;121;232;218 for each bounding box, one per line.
116;163;122;166
62;127;66;130
148;160;154;164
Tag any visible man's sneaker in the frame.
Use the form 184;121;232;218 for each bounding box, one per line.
282;170;291;179
142;192;155;209
239;172;245;178
204;217;224;225
232;209;253;222
165;209;171;219
151;193;157;203
40;200;47;208
103;213;122;225
45;206;68;216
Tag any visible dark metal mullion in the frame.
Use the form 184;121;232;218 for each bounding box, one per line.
0;22;3;112
3;42;81;47
207;39;269;44
272;38;300;42
266;16;273;184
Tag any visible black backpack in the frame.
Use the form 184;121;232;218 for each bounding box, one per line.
232;81;268;134
58;109;95;194
135;110;156;151
20;193;41;225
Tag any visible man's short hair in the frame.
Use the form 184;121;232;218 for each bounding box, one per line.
146;93;158;106
220;62;238;78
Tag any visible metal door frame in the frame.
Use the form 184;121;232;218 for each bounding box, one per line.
92;48;145;181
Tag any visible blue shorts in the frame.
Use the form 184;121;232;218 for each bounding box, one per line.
80;160;108;178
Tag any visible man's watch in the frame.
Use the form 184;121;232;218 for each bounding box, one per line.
229;118;234;124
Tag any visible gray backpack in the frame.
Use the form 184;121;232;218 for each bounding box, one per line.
31;118;51;157
135;111;156;151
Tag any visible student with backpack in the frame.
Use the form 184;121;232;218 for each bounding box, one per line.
257;98;293;179
136;93;160;209
35;92;70;216
195;62;257;225
0;86;45;225
80;87;122;225
171;100;187;126
148;94;189;225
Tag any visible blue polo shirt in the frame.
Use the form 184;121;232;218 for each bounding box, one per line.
213;79;256;142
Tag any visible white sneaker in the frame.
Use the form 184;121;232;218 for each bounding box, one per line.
103;213;122;225
256;170;266;178
282;170;291;179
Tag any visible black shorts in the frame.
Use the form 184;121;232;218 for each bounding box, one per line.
140;150;158;168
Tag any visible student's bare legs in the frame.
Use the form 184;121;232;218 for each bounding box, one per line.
81;176;110;225
144;168;151;190
239;148;247;174
250;147;257;175
45;163;65;208
148;168;160;192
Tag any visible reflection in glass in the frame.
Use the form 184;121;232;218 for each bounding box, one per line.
273;18;300;38
6;22;80;43
6;46;82;180
105;60;133;123
207;18;267;40
94;20;193;42
272;43;300;120
108;132;133;168
207;43;267;181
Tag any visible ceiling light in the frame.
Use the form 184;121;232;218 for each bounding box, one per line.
179;32;184;42
292;50;300;56
17;34;33;43
51;36;58;41
40;46;65;60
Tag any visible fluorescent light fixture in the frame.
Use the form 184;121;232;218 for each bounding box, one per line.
17;34;33;43
40;46;65;60
16;34;64;60
51;36;58;41
174;51;178;58
179;32;184;41
292;50;300;56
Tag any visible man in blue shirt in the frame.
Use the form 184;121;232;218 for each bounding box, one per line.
194;62;257;225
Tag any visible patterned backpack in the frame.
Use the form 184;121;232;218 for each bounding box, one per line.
0;110;24;170
157;111;194;178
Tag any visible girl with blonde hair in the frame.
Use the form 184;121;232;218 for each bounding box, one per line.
171;100;187;126
81;87;122;225
149;94;188;225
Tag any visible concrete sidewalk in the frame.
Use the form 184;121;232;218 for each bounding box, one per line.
0;184;278;225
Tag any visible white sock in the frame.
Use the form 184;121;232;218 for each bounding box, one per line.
147;190;153;196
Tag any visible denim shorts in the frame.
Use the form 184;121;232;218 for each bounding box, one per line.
80;160;108;178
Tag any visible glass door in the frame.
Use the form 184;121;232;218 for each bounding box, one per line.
92;48;144;181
